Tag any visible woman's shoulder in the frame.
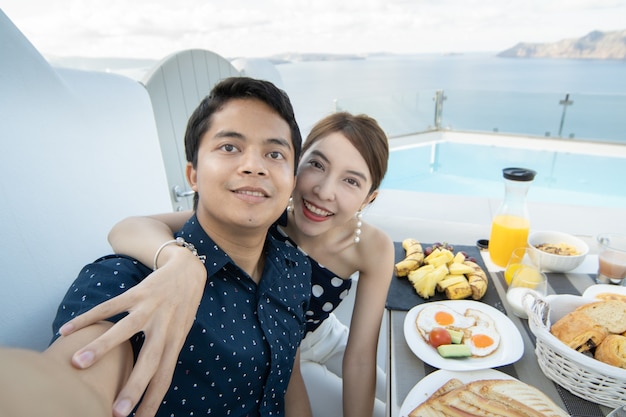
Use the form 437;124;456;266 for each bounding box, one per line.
354;222;395;268
361;221;394;250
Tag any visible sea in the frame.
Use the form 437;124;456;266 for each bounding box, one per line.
267;53;626;208
76;52;626;142
71;52;626;206
272;53;626;142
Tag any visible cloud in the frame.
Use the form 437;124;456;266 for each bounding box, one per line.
3;0;625;59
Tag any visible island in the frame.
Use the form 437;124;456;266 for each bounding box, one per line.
498;29;626;60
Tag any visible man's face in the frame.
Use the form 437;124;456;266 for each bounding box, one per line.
187;98;295;235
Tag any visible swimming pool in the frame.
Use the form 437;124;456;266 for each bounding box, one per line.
381;139;626;209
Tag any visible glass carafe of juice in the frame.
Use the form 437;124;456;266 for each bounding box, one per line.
489;167;537;267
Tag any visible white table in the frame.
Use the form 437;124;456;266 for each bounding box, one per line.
385;245;612;417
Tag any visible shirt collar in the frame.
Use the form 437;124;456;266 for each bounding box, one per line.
175;214;230;277
176;213;290;279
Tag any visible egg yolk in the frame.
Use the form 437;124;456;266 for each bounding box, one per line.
471;333;494;348
434;311;454;326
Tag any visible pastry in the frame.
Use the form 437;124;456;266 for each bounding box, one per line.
594;334;626;369
550;310;609;352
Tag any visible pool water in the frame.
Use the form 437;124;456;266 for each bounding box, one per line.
381;141;626;208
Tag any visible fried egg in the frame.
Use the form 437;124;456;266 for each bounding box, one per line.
463;309;501;357
416;304;476;338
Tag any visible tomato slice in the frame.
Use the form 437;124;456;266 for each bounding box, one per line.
428;327;452;348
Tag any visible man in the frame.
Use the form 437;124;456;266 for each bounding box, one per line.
0;77;313;417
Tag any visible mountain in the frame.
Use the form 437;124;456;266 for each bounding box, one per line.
498;30;626;59
267;52;367;64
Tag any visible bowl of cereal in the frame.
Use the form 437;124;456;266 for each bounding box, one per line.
527;231;589;272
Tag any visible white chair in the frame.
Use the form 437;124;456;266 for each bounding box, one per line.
142;49;240;211
0;10;172;350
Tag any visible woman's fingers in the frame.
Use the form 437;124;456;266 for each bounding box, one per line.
57;259;205;415
131;352;179;417
111;329;168;417
70;310;149;368
110;334;188;417
128;316;192;417
59;294;134;336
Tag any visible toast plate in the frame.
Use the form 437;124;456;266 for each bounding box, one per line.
399;369;515;417
403;300;523;371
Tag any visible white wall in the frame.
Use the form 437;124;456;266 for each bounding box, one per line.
0;10;172;350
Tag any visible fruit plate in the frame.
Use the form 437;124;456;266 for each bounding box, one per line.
399;369;515;417
387;242;493;311
403;300;523;371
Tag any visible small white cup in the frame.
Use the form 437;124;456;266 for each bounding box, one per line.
506;266;547;319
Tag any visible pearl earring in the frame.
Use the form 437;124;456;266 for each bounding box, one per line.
354;210;363;244
287;197;294;213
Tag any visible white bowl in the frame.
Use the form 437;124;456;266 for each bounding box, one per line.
527;231;589;272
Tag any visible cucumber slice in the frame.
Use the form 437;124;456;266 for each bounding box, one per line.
446;329;464;344
437;343;472;358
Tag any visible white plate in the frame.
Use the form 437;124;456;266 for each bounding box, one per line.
403;300;524;371
583;284;626;300
399;369;515;417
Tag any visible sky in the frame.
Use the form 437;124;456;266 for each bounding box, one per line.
2;0;626;60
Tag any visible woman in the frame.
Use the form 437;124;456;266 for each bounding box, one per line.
63;112;394;417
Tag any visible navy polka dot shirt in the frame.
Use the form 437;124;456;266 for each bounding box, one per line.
51;215;311;416
272;213;352;334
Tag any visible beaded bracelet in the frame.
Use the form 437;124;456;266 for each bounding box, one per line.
152;237;206;270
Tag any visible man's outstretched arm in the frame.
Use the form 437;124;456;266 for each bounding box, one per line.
0;321;134;417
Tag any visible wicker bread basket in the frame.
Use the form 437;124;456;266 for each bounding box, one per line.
527;295;626;408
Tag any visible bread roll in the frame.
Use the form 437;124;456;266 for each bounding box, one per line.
594;334;626;368
575;300;626;334
550;310;609;352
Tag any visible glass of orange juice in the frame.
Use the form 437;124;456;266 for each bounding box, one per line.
504;247;541;285
505;247;527;285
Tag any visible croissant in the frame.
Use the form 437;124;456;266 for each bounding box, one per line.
594;334;626;369
550;311;609;352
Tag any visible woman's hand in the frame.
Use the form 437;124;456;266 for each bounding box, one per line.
59;249;207;417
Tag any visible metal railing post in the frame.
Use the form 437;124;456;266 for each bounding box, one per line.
433;90;446;130
558;93;574;138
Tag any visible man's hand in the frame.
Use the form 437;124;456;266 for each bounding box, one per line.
59;253;206;417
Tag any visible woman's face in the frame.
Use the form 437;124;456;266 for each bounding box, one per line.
291;132;375;238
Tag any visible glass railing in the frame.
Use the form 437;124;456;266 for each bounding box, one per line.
334;90;626;144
